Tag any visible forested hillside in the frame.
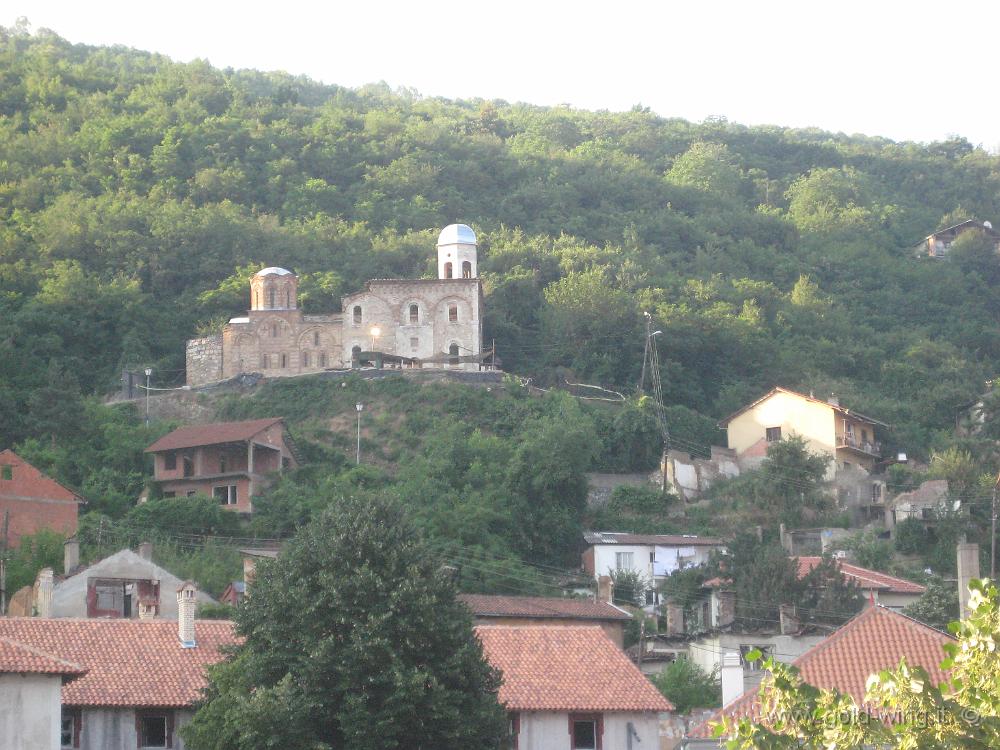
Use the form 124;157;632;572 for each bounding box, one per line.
4;24;1000;586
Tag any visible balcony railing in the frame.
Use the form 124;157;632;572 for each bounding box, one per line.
836;434;882;456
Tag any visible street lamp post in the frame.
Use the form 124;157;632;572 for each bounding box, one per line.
370;326;381;351
144;368;153;426
355;403;364;464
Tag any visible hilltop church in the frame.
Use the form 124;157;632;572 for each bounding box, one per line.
185;224;484;386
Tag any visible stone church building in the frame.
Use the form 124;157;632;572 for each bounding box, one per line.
186;224;484;385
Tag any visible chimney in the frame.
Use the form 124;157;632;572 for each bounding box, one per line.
138;542;153;561
715;590;735;628
63;537;80;575
828;393;840;407
721;651;744;706
138;601;157;620
597;575;613;604
957;543;980;620
665;601;685;636
177;581;197;648
779;603;800;635
34;568;54;618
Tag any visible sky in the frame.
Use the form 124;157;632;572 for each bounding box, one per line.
8;0;1000;150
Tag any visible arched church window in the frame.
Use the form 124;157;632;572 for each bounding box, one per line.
280;353;287;368
313;331;320;346
462;261;472;278
285;290;290;308
448;304;458;323
444;262;453;279
303;351;310;367
409;304;419;323
320;353;327;367
271;324;278;338
268;288;275;308
353;306;362;324
448;343;460;365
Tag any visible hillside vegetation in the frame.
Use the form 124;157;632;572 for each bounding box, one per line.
3;25;1000;594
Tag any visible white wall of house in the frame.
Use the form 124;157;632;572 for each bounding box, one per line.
0;673;62;750
689;633;827;697
516;711;662;750
874;591;922;611
593;544;717;584
77;708;194;750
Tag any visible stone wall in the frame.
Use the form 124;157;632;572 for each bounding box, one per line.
664;446;740;501
185;335;223;387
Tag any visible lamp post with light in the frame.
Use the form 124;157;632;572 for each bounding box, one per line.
355;403;363;464
370;326;381;351
144;368;152;426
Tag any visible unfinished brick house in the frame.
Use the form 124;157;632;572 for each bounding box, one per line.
0;449;81;548
145;418;299;513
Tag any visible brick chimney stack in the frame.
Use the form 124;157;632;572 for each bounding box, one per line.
721;651;744;706
597;575;613;603
63;537;80;575
779;603;800;635
138;542;153;561
957;543;980;620
177;581;197;648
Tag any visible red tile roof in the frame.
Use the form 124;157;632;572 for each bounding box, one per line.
476;625;672;713
0;618;238;707
796;557;926;595
145;418;284;453
0;636;85;677
460;594;631;621
690;606;953;737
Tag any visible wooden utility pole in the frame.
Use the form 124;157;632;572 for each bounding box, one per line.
0;511;9;615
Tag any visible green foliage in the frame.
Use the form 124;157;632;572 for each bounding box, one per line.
4;529;65;594
609;568;651;607
846;529;893;571
903;575;960;631
651;658;721;714
894;517;931;555
182;495;508;750
125;497;242;537
718;580;1000;749
197;601;237;620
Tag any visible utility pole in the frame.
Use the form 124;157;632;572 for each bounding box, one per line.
992;471;1000;579
144;367;153;427
639;312;651;391
0;511;9;615
355;403;364;464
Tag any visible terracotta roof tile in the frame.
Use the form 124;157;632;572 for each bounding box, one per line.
690;606;953;737
476;625;672;713
0;636;85;677
0;618;238;707
796;557;926;595
460;594;631;621
145;418;284;453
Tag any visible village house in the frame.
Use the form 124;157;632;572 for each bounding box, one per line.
9;541;217;619
0;583;237;750
582;532;726;609
912;218;1000;258
0;449;82;548
794;556;925;610
719;387;887;477
682;605;954;747
459;593;632;648
477;625;672;750
185;224;486;385
145;418;299;512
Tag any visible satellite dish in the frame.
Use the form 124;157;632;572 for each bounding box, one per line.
985;220;993;229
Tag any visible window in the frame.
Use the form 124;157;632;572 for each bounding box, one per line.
271;323;278;338
569;715;602;750
268;288;275;309
462;260;472;278
351;345;362;361
872;483;883;503
164;452;176;471
448;304;458;322
615;551;634;570
138;713;171;748
1;465;11;481
285;290;290;308
302;351;310;367
261;353;268;369
444;261;453;278
186;491;196;497
409;304;419;323
410;337;419;351
313;331;320;346
862;428;869;443
219;455;227;473
280;353;287;368
353;305;362;324
182;456;194;478
95;582;123;615
60;708;80;749
214;485;238;506
319;353;327;367
448;343;460;365
765;426;782;443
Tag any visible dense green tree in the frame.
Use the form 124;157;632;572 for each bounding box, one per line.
651;658;720;714
904;575;960;631
182;496;508;750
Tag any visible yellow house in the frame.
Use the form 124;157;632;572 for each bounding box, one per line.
719;387;886;476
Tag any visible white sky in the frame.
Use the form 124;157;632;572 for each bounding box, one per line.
8;1;1000;150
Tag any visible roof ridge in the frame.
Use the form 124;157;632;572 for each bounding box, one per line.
0;635;86;673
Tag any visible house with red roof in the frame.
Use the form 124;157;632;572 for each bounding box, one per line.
145;418;299;512
460;593;632;647
477;625;673;749
0;584;238;750
0;449;82;548
795;556;925;610
682;605;953;748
